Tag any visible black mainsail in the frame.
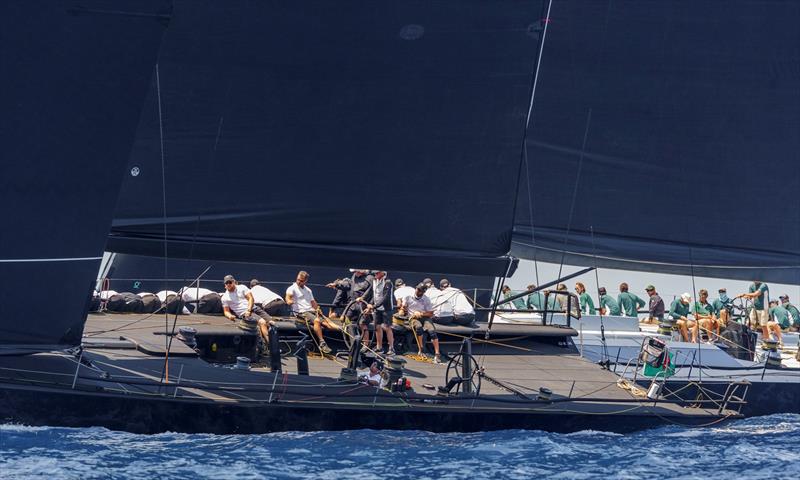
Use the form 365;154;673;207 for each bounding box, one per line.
0;0;170;351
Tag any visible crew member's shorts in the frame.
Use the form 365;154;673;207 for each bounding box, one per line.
750;308;769;327
410;317;436;335
372;310;390;326
294;310;318;329
236;305;271;332
432;315;454;326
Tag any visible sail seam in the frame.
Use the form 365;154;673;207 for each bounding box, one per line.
0;257;102;263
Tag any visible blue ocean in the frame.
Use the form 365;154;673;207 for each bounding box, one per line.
2;414;798;479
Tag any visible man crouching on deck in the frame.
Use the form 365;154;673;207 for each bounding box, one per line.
221;275;275;349
398;283;441;364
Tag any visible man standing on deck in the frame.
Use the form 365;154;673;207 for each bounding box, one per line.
328;269;373;350
399;283;441;363
780;295;800;331
287;271;338;354
737;281;769;339
597;287;621;316
618;283;645;318
712;288;733;326
359;271;395;355
221;275;274;349
645;285;665;324
575;282;595;314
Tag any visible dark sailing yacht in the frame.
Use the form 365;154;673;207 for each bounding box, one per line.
0;1;741;433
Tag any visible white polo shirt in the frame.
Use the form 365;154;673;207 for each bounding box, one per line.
221;284;251;316
286;283;315;314
394;285;415;306
250;284;281;305
180;287;215;303
404;294;433;316
442;287;474;315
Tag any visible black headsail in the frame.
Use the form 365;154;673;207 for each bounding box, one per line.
513;0;800;283
109;0;544;276
0;0;170;352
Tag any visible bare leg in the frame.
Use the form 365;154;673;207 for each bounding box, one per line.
761;325;770;339
385;325;394;351
313;319;325;344
677;320;689;342
257;318;270;344
432;338;440;356
375;325;384;351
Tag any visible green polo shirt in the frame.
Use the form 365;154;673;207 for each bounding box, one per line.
712;295;732;315
527;291;545;310
769;305;791;329
599;294;621;315
504;291;528;310
669;298;690;320
618;292;645;317
749;282;769;310
693;300;713;316
579;292;596;314
784;303;800;327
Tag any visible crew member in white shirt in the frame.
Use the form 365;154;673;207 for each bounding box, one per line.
393;279;415;309
286;270;338;354
429;278;455;325
221;275;274;346
439;279;478;328
249;279;289;316
399;283;441;363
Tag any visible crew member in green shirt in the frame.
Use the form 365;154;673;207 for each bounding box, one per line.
767;300;787;346
575;282;595;314
669;293;697;342
501;285;527;310
737;281;769;339
598;287;621;315
692;289;719;340
617;283;645;318
526;284;559;313
712;288;733;326
779;294;800;330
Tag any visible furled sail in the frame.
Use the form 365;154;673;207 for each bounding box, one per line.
109;0;543;276
513;0;800;283
0;0;170;350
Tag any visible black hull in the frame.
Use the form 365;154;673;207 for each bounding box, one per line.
0;382;724;435
654;379;800;418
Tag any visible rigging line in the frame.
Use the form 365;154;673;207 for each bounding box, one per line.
159;265;214;384
523;148;540;285
556;108;592;284
689;248;702;383
590;226;609;364
155;63;169;370
509;0;553;275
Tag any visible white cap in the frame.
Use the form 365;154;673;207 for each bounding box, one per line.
680;293;692;302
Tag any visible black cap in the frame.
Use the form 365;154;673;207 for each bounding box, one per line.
439;278;450;289
223;275;235;284
718;288;726;292
416;282;428;291
395;278;404;287
598;287;607;295
249;279;260;288
422;278;433;286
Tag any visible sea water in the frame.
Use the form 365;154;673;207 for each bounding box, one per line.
1;414;798;479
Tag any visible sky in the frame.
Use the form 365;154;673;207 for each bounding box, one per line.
504;259;800;305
